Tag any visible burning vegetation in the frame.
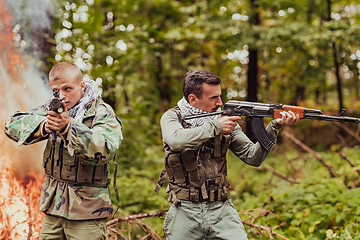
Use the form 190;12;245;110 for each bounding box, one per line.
0;0;47;238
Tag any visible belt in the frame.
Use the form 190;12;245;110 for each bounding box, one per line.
176;187;230;202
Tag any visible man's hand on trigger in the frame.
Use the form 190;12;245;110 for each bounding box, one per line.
217;115;242;135
276;110;300;126
45;100;70;133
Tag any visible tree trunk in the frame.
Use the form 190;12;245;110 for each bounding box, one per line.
326;0;344;112
156;55;171;113
246;0;260;143
333;42;344;112
247;49;258;103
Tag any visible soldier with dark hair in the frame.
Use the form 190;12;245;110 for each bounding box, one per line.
156;69;299;240
5;62;123;240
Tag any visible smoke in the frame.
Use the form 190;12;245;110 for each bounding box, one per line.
0;0;55;176
3;0;55;58
4;0;54;29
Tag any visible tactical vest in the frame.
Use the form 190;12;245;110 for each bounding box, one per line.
42;100;109;187
156;107;232;204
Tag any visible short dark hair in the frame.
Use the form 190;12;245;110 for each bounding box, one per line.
183;69;221;102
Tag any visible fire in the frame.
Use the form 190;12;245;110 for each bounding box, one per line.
0;0;26;82
0;0;46;238
0;157;44;240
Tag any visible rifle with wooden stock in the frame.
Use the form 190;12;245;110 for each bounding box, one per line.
183;101;360;151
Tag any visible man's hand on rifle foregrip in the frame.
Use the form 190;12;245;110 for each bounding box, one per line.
276;110;300;126
44;100;70;133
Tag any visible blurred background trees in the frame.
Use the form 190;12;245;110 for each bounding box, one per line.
49;0;360;149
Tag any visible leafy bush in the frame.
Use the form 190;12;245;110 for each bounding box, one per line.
228;146;360;239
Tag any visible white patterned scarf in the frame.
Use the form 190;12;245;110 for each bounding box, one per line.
67;79;102;122
177;97;221;128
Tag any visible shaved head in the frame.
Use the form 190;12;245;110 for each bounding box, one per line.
49;62;83;83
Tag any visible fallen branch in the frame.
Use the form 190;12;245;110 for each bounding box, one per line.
239;208;279;224
275;147;302;179
107;208;289;240
281;130;336;178
107;210;167;228
339;151;360;176
108;218;162;240
258;164;299;184
334;122;360;143
239;208;289;240
242;221;288;240
336;133;348;147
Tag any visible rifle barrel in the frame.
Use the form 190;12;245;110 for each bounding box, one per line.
183;111;222;120
182;103;360;124
304;114;360;123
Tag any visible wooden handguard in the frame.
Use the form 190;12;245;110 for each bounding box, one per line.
274;105;305;119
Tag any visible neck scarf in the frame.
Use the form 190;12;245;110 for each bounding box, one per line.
177;97;220;128
67;79;102;122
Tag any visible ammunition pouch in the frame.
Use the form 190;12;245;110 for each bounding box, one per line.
162;134;231;204
42;112;109;187
156;107;233;204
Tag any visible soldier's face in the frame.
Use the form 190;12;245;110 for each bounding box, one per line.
188;83;223;112
49;76;85;109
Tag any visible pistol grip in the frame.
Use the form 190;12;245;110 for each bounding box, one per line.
50;130;57;143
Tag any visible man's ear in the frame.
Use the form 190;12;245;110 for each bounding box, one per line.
188;93;197;107
80;81;85;91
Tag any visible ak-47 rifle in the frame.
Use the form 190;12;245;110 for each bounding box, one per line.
183;101;360;151
48;89;64;143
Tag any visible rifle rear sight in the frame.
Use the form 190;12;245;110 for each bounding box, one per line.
49;89;64;114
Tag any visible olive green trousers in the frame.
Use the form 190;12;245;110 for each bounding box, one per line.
163;199;248;240
39;214;107;240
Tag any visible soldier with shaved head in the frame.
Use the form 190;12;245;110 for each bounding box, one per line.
5;62;123;240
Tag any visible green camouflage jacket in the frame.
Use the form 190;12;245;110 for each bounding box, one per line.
4;98;123;220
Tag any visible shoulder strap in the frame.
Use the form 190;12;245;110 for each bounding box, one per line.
111;155;121;218
173;106;182;122
154;106;182;193
173;106;189;128
154;167;168;193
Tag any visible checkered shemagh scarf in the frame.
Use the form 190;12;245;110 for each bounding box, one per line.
177;97;220;128
67;79;102;122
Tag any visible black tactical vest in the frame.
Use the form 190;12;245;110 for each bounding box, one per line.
42;100;109;187
156;107;232;204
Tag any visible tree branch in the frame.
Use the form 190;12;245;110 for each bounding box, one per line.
281;130;336;178
334;122;360;143
239;208;289;240
107;208;289;240
338;151;360;176
258;164;299;184
107;210;167;228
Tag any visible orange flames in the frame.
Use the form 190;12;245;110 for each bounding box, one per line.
0;158;44;239
0;0;45;239
0;0;26;82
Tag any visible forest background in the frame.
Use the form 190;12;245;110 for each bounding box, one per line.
4;0;360;239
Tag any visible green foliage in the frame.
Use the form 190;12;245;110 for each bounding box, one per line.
45;0;360;239
227;146;360;239
112;166;168;213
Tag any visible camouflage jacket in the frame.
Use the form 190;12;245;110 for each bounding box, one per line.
4;98;123;220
